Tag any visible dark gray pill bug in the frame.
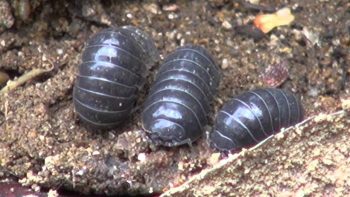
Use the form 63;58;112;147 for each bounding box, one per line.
141;45;221;147
210;88;304;152
73;26;159;130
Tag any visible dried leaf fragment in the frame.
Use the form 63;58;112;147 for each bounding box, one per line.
260;61;289;87
254;7;295;33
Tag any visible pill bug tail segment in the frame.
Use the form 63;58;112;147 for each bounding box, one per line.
209;88;304;152
121;26;160;66
141;44;221;147
73;26;158;131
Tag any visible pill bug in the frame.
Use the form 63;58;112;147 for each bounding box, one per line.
73;26;159;130
210;88;304;151
142;45;221;147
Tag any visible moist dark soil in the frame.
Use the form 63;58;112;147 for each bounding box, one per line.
0;0;349;196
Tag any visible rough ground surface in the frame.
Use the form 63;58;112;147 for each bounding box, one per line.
0;0;349;196
162;109;350;196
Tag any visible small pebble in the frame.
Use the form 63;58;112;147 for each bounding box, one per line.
302;27;320;46
208;153;221;166
221;58;229;69
76;168;87;176
126;13;133;19
176;33;182;40
178;161;184;171
82;2;96;17
341;97;350;110
308;88;319;97
222;20;232;30
56;49;64;55
168;13;177;20
163;4;179;12
48;189;59;197
137;153;146;162
249;0;260;4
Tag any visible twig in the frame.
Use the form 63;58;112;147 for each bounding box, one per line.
0;67;53;95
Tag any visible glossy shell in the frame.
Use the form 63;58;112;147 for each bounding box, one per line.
73;26;159;130
210;88;304;151
142;45;221;147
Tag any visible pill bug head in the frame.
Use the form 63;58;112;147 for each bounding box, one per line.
143;118;191;147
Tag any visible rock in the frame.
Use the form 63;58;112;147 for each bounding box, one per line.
222;20;232;30
221;58;229;69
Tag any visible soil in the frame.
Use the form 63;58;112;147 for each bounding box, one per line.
0;0;349;196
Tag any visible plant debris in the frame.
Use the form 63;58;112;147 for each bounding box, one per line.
260;61;289;87
254;7;295;33
0;67;53;95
